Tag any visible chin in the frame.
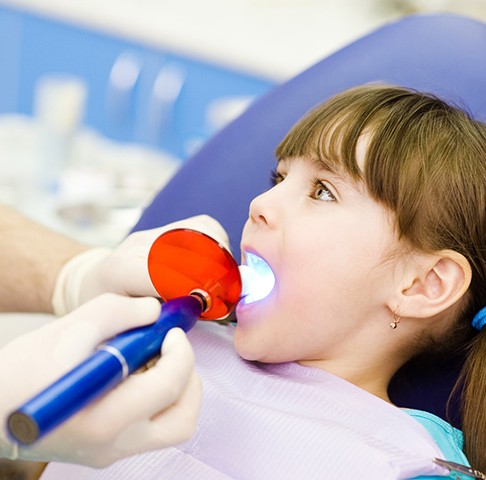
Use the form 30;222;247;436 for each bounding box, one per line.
233;335;285;364
233;330;264;362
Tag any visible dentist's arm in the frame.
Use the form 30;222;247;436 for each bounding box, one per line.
0;205;88;313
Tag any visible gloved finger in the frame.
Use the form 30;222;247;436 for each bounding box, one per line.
177;214;231;251
79;328;197;438
110;371;202;459
59;295;162;348
75;236;160;303
114;255;159;298
149;370;202;443
147;215;231;252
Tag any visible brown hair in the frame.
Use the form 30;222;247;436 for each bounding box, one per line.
276;84;486;471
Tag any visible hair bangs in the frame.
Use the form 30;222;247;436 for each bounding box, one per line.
275;90;371;182
274;85;420;189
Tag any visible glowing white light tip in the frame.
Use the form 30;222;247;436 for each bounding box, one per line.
239;252;276;304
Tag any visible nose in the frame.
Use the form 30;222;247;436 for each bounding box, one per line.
248;184;283;228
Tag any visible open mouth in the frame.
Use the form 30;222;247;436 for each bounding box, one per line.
238;251;276;305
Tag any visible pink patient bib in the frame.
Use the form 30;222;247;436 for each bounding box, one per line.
42;322;449;480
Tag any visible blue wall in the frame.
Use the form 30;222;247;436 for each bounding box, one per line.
0;6;275;160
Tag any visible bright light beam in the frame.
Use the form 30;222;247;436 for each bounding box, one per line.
239;252;276;304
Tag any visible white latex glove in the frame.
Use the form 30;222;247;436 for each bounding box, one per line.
52;215;231;316
0;294;201;467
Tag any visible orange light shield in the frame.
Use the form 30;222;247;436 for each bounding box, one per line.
148;229;242;319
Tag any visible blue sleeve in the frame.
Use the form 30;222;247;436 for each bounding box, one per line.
405;409;471;479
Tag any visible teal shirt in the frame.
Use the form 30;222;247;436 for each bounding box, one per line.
405;409;471;479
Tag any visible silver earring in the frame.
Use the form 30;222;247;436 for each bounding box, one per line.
390;307;400;329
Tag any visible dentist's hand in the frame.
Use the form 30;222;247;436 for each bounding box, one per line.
0;294;201;467
52;215;231;316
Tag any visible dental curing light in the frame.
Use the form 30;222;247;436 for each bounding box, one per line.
7;229;241;445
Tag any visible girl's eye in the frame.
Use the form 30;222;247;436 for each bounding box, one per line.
270;168;285;186
311;179;335;202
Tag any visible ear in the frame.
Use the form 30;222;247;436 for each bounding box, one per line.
392;250;472;319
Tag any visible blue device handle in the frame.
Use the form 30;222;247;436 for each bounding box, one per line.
7;295;202;445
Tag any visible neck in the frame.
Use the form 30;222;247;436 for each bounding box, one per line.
298;352;406;404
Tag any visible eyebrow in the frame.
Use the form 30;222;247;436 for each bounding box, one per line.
277;156;340;173
307;156;351;184
277;155;358;184
309;156;338;173
308;156;368;196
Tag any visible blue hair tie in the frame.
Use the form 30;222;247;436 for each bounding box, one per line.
472;306;486;331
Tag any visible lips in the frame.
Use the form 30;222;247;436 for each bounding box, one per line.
238;251;276;304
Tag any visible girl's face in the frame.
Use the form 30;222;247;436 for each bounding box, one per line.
235;141;404;366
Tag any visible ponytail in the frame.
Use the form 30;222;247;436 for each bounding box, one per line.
459;329;486;472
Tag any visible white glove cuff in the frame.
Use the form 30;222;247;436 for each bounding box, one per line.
0;434;19;460
51;248;111;316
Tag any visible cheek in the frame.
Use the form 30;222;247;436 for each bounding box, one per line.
281;246;348;306
275;243;382;335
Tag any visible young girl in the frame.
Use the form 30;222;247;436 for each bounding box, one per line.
40;85;486;479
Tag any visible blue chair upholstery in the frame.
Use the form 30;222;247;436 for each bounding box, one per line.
132;13;486;425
